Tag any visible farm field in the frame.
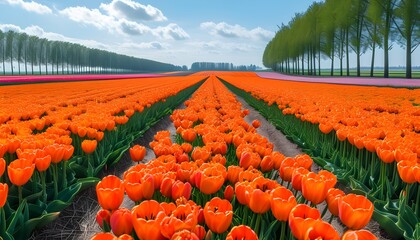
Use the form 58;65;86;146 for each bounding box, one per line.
0;72;418;239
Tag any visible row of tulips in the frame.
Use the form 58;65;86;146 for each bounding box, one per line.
219;72;420;239
0;76;205;239
91;76;379;240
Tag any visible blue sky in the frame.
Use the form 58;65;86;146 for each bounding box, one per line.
0;0;417;68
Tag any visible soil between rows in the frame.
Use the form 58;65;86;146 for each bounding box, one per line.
30;90;390;240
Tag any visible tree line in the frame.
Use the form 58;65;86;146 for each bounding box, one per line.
263;0;419;78
190;62;258;71
0;30;183;75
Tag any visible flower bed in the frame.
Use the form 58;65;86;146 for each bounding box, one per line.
0;76;205;239
90;76;378;240
219;72;420;239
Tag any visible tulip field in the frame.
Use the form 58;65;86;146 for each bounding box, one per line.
0;72;419;240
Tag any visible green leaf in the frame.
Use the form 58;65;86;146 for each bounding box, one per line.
6;199;27;234
13;212;60;240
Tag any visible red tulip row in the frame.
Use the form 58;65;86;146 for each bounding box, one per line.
91;76;378;240
0;76;205;239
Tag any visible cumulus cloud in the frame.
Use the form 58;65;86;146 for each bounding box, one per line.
2;0;52;14
120;41;168;50
154;23;189;40
190;40;256;52
59;3;188;40
59;6;116;30
100;0;166;22
200;21;273;41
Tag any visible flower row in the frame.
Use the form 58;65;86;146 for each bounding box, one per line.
91;76;378;239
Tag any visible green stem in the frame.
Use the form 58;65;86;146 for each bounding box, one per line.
53;164;58;199
1;207;5;234
18;186;22;205
41;171;46;202
279;221;286;240
242;206;249;225
416;184;420;218
62;161;67;189
255;214;262;237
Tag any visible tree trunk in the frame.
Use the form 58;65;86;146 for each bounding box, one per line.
2;45;5;75
384;2;391;78
370;42;376;77
301;53;305;75
346;28;349;76
406;35;411;79
24;48;27;75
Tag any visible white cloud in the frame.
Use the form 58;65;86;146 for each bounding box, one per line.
59;6;116;30
119;41;169;50
200;21;273;41
154;23;189;40
100;0;166;22
190;40;257;52
59;4;188;40
2;0;52;14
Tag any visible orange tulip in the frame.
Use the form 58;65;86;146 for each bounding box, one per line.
170;229;199;240
270;186;297;222
129;145;146;162
199;167;225;195
181;129;197;143
0;183;8;208
338;194;373;230
90;232;117;240
260;155;274;173
96;175;124;210
35;155;51;172
235;181;252;206
279;157;297;182
252;120;261;128
193;147;212;162
203;197;233;234
397;160;417;184
160;177;175;199
159;204;198;239
304;220;339;240
0;158;5;177
239;151;261;170
81;139;97;154
341;230;378;240
8;158;35;186
181;143;193;153
118;234;134;240
43;144;65;164
271;151;285;170
326;188;344;216
227;165;243;184
288;204;321;240
224;185;234;202
291;167;309;191
110;208;133;236
319;123;333;134
131;200;166;240
301;172;328;205
172;180;192;201
96;209;111;230
226;225;258;240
